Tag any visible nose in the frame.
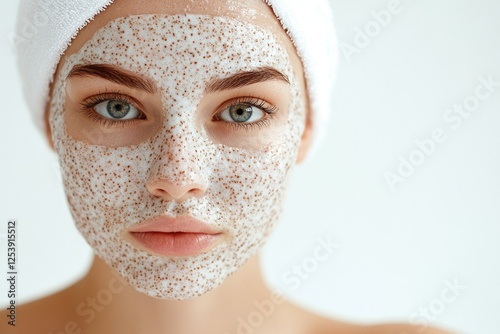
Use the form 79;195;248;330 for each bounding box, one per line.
146;176;207;202
146;146;209;203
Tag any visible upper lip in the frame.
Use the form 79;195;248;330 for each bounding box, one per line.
127;215;222;234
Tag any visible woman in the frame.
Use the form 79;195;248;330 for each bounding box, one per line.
2;0;452;333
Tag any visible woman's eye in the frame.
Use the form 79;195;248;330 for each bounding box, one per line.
217;103;265;123
93;99;140;120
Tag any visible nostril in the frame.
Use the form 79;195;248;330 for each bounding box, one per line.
146;178;207;202
188;188;204;198
151;188;168;197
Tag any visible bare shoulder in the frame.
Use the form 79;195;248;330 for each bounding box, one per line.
309;317;454;334
312;317;455;334
365;323;455;334
276;301;455;334
0;285;78;334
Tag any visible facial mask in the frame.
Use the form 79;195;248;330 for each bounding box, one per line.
50;14;305;300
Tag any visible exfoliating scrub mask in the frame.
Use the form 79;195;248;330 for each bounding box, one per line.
50;14;305;299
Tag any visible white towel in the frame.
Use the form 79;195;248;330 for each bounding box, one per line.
15;0;338;153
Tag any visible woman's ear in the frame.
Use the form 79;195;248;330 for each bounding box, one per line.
296;108;313;163
44;107;55;151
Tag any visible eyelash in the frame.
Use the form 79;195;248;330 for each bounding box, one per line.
79;93;279;130
213;97;278;131
79;91;144;128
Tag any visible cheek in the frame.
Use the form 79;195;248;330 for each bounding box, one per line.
56;126;301;228
50;88;304;251
50;65;305;236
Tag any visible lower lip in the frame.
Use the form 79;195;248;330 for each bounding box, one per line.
129;232;222;257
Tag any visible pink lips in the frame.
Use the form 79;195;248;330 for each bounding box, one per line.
127;216;224;257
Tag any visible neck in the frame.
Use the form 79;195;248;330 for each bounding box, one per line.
74;253;278;334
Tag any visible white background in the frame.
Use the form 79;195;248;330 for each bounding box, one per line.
1;1;499;333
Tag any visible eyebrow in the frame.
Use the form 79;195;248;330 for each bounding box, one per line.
206;67;290;93
67;64;157;94
67;64;289;94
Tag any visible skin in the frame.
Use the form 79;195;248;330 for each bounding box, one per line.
1;0;454;333
52;13;307;301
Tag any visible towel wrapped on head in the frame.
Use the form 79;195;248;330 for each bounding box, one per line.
15;0;338;153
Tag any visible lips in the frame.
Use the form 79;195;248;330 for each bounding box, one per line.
127;216;224;257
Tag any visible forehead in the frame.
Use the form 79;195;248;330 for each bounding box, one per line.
66;15;292;84
63;0;297;62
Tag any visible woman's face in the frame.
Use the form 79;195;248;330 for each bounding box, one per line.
48;0;310;300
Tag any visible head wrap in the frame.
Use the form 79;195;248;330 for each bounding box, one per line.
15;0;337;152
